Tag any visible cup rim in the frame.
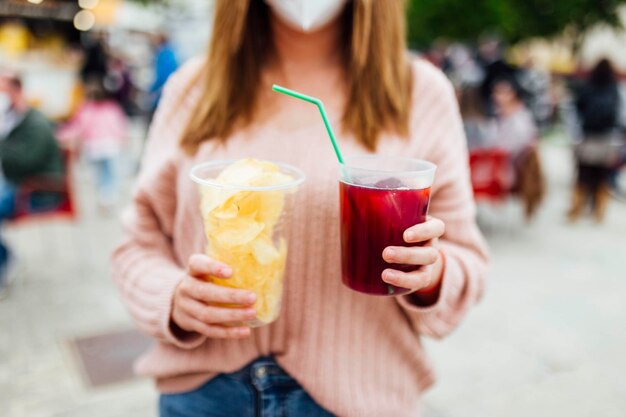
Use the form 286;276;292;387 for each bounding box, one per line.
341;155;437;175
339;155;436;189
189;159;306;191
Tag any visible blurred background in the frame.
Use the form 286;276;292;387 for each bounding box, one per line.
0;1;625;416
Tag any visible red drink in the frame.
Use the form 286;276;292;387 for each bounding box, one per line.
339;181;432;296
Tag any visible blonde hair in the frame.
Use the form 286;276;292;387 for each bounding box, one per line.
180;0;412;154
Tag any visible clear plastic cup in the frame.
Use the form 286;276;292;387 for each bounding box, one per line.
190;160;305;327
339;155;436;296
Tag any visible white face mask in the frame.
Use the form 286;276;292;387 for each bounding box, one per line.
0;93;11;114
264;0;349;33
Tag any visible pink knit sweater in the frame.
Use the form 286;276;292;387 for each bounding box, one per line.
112;56;489;416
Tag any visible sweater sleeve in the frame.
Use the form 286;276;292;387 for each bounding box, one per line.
396;62;490;339
111;60;206;349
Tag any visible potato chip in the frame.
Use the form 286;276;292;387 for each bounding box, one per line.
251;235;280;265
216;159;285;186
257;191;285;227
198;159;294;326
212;217;265;248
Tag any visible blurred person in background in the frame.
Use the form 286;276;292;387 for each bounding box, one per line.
491;75;538;157
491;75;545;219
111;1;489;416
105;56;136;116
568;58;625;222
149;31;179;117
424;39;451;72
517;56;553;130
477;35;516;115
58;79;127;212
458;85;496;150
0;71;63;297
446;44;484;87
80;32;109;84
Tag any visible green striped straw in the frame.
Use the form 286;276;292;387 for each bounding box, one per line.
272;84;344;164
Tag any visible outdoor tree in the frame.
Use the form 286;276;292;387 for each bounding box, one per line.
407;0;626;47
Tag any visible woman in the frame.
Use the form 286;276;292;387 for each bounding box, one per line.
569;59;623;222
458;85;496;151
490;75;545;219
491;74;538;156
112;1;489;416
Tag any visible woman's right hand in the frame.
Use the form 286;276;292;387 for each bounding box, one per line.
171;254;258;339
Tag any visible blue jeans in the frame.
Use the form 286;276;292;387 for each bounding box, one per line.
159;357;335;417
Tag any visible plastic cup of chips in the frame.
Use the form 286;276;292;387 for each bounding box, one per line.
190;159;305;327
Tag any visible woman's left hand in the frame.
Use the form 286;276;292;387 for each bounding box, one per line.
381;217;445;295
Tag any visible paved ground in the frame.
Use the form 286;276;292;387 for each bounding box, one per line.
423;142;626;417
1;139;625;417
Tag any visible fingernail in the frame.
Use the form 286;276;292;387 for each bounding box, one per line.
405;231;415;241
385;248;395;259
246;293;257;303
246;309;257;318
222;267;233;276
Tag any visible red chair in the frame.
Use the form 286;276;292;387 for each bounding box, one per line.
11;148;77;223
469;148;514;201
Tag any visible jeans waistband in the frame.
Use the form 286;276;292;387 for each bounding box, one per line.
229;356;297;391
